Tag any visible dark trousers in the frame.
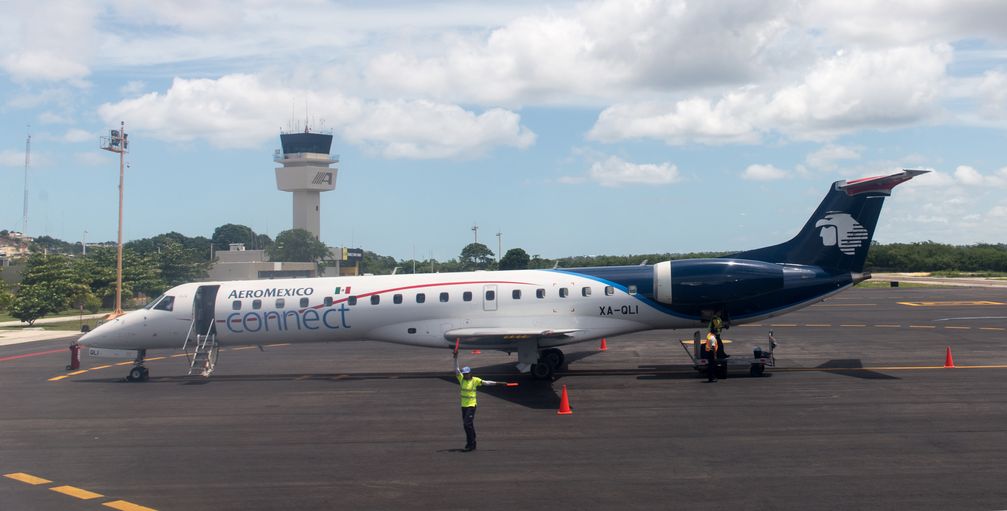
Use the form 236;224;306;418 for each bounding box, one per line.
461;406;477;448
704;350;718;381
714;333;727;357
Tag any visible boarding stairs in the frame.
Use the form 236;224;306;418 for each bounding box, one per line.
182;321;219;377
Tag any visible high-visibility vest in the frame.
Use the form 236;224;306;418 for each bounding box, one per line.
710;316;723;333
457;373;483;407
705;332;718;352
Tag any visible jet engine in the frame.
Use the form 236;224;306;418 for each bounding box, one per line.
652;259;785;305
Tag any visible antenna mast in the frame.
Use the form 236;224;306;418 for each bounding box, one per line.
22;126;30;247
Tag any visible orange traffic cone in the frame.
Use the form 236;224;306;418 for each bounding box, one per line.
600;337;608;351
471;349;482;355
557;384;573;415
944;346;955;368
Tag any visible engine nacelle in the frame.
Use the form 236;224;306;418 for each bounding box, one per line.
652;259;785;305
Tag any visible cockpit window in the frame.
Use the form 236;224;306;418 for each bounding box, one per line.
144;294;166;310
153;295;175;312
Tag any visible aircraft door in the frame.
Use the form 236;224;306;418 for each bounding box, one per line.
193;285;220;336
483;285;498;312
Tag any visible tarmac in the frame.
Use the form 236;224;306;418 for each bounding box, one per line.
1;286;1006;511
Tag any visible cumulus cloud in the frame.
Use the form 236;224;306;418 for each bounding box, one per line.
0;1;97;83
0;150;26;167
98;74;535;158
63;128;93;143
583;156;681;187
953;165;1006;187
742;164;788;181
805;144;860;170
589;44;952;145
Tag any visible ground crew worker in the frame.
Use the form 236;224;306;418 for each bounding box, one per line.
454;350;500;452
704;332;719;382
709;314;728;358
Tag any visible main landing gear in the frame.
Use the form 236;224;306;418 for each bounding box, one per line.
126;349;149;382
530;348;565;380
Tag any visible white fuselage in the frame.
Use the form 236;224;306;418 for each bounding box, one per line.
79;269;702;353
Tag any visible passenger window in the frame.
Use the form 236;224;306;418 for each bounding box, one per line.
463;291;473;302
324;296;333;307
512;289;521;299
628;285;638;295
232;300;241;310
348;296;358;306
371;295;380;305
605;286;614;296
582;287;591;297
416;293;426;304
275;298;285;309
536;289;545;299
300;297;309;308
154;295;174;311
440;292;449;303
486;290;496;301
394;294;403;304
252;299;262;310
559;288;569;298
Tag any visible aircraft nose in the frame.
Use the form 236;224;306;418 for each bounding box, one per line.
78;316;126;348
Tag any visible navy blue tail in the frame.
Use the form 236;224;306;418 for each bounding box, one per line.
728;170;927;273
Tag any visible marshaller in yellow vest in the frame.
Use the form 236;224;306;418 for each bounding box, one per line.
454;351;500;452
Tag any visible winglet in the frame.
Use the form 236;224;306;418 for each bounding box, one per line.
837;169;929;196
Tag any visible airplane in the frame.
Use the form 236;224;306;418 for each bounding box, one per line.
78;169;927;382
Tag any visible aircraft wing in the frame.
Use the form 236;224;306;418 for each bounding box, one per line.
444;328;580;346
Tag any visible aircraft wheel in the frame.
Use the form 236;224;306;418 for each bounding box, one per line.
541;348;565;369
128;366;148;382
530;363;554;380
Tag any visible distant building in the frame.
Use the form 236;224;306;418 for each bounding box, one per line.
208;243;317;281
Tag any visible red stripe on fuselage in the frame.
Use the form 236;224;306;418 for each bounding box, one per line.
220;279;537;324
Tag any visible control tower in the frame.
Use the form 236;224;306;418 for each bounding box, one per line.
274;128;338;238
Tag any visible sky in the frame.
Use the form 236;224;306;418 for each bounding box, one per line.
1;0;1006;261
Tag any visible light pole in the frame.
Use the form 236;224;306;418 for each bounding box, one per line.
471;223;478;244
82;230;87;256
100;122;128;318
496;231;502;262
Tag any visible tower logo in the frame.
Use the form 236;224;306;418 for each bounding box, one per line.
815;212;868;255
312;172;333;185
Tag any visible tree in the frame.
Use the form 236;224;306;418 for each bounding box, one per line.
10;254;92;324
267;229;331;263
211;223;257;251
499;248;530;270
0;278;12;312
459;243;495;271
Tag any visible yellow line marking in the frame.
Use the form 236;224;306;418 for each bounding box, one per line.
67;369;88;375
50;485;103;500
875;324;901;328
4;472;52;485
232;346;256;351
944;326;971;330
266;343;290;347
776;364;1007;372
840;324;866;327
103;500;158;511
170;353;187;358
48;375;69;381
91;364;112;370
980;327;1006;331
769;324;798;327
804;323;832;327
909;325;936;329
114;361;133;366
145;356;166;361
898;301;1005;307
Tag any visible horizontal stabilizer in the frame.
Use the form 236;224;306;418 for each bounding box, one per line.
444;328;580;345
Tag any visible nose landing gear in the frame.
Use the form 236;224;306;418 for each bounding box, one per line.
126;349;149;382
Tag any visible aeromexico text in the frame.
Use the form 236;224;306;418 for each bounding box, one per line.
227;287;315;299
224;286;352;333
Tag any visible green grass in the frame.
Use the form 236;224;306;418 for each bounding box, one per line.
0;318;102;332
